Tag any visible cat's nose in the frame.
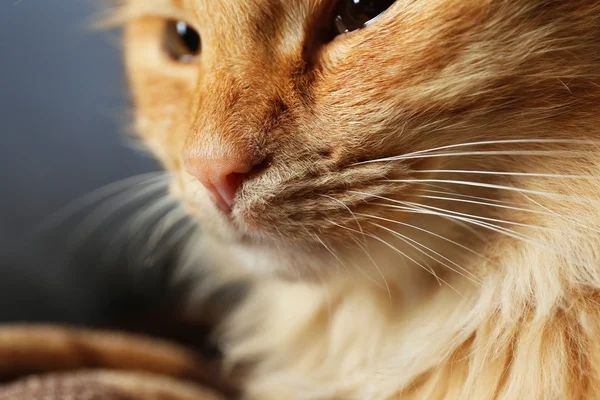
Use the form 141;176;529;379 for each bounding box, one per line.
183;152;253;213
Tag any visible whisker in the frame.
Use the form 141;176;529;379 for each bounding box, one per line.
367;221;481;286
169;227;205;283
274;218;311;279
295;221;347;277
411;182;462;195
361;191;540;243
412;193;600;232
384;150;589;162
350;190;532;242
354;139;599;165
412;169;600;180
314;233;350;275
127;201;193;264
364;231;469;299
35;172;167;233
405;138;599;156
414;188;526;207
65;177;170;256
386;179;597;203
146;205;189;251
100;193;179;267
355;212;495;270
398;199;559;236
413;194;549;216
363;222;480;283
349;189;488;242
319;194;367;244
126;195;180;240
364;230;443;287
353;237;393;300
327;220;392;297
520;193;600;235
149;218;197;262
377;202;546;247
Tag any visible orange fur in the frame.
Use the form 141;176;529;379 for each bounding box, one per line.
119;0;600;398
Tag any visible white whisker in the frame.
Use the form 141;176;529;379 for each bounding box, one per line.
385;150;588;162
102;193;179;265
136;206;194;264
349;190;489;242
520;193;600;235
151;219;197;260
367;221;481;286
377;202;546;247
364;230;443;287
365;231;469;299
402;198;556;235
66;177;170;255
355;212;494;269
125;195;180;241
328;220;392;298
314;233;349;275
412;182;462;195
412;169;600;180
319;194;367;244
386;178;596;203
414;188;525;207
36;172;167;233
354;139;598;165
146;205;189;251
352;237;393;300
413;193;600;232
413;194;549;216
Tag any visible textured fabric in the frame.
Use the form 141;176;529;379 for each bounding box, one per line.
0;326;235;400
0;373;132;400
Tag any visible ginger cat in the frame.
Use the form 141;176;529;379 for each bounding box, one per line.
116;0;600;398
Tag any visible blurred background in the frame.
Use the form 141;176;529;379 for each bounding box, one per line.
0;1;174;324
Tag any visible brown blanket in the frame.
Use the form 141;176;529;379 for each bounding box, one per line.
0;325;239;399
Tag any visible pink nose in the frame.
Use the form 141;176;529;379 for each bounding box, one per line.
184;152;253;213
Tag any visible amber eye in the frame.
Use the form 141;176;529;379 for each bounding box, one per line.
333;0;396;34
164;20;201;62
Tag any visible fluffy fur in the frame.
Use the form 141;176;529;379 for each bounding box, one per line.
118;0;600;398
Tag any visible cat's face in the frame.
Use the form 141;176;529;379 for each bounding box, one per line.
123;0;600;278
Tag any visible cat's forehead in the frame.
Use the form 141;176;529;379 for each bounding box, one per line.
124;0;323;22
124;0;327;57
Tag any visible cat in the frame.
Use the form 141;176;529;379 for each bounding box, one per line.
113;0;600;398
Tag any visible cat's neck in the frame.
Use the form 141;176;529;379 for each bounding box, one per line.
221;219;600;399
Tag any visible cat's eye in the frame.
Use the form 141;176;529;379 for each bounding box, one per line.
164;20;201;62
333;0;396;34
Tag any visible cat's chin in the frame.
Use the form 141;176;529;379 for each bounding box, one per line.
219;234;330;281
181;189;393;281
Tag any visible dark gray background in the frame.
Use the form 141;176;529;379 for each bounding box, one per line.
0;1;169;323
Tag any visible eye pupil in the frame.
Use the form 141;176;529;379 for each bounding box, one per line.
176;21;200;53
334;0;396;34
164;20;201;62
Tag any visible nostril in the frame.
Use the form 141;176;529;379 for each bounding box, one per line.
183;147;264;213
217;172;247;208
